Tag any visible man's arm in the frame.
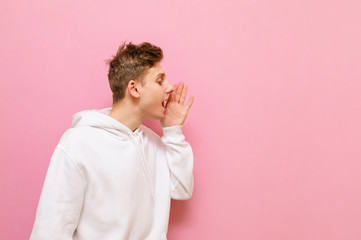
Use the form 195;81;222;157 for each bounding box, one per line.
30;146;85;240
162;125;194;200
160;81;194;200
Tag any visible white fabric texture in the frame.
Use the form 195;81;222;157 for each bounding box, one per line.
30;107;194;240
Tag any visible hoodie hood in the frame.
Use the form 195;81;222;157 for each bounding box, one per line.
71;107;143;139
71;107;152;196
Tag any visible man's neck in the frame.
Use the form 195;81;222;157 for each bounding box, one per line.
108;100;144;132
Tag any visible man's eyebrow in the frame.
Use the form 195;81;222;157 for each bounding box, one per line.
156;73;166;79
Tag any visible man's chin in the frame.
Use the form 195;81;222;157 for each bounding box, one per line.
148;110;165;121
158;112;166;121
159;112;167;122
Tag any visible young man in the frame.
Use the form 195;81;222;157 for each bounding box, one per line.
30;42;194;240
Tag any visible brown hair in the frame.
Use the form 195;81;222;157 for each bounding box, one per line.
106;41;163;104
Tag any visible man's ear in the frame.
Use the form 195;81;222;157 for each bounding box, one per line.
127;80;141;98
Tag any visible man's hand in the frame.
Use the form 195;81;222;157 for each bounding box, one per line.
160;82;194;128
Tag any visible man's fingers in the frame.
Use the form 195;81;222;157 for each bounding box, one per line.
175;82;183;103
167;83;177;103
185;96;194;111
179;85;188;105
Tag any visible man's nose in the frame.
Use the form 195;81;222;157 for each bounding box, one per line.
165;80;174;93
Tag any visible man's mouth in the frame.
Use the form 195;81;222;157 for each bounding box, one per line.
162;98;169;108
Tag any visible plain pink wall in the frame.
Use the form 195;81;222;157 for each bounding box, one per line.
1;0;361;239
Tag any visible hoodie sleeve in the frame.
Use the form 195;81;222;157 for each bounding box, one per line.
30;146;85;240
161;125;194;200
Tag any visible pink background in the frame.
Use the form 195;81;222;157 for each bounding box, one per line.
1;0;361;239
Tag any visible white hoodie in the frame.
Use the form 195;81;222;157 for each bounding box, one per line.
30;107;194;240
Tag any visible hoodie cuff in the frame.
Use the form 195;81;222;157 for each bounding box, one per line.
162;125;184;140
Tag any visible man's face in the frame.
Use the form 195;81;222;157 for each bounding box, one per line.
138;62;174;120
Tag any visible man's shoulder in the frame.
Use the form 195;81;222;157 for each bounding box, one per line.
57;127;98;147
60;126;91;139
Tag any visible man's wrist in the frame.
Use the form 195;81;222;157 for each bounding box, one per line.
162;125;184;139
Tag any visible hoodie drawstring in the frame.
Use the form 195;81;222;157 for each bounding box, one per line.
133;130;154;198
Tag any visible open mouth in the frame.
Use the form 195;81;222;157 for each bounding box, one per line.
162;98;169;108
